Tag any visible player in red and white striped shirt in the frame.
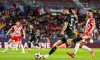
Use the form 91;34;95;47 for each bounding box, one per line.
67;10;96;58
2;21;26;53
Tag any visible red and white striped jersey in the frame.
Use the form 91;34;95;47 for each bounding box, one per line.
85;17;95;34
11;25;23;37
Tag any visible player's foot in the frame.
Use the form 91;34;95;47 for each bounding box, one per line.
22;51;25;53
91;49;95;58
27;49;31;51
42;54;49;59
1;50;7;53
66;52;75;58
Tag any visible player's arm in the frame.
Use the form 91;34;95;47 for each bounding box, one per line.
6;28;12;35
71;9;78;20
61;22;68;35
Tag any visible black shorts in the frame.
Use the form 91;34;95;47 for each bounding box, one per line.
61;29;75;43
29;35;36;42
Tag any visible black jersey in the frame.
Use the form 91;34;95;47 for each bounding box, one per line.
29;28;35;36
36;32;40;37
61;14;76;43
64;14;76;30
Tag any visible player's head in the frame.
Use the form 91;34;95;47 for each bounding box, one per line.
16;21;20;26
30;25;34;28
87;10;93;18
62;7;69;15
37;29;40;32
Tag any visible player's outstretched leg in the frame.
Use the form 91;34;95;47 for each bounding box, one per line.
81;45;95;58
67;40;83;58
2;39;13;52
43;40;63;59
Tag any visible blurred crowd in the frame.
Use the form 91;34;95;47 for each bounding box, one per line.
0;6;100;40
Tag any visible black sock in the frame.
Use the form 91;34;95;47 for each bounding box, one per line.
73;37;82;43
28;42;31;48
49;46;57;55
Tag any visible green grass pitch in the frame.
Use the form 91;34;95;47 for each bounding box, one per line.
0;48;100;60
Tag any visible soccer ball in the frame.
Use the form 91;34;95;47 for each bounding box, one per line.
35;52;42;59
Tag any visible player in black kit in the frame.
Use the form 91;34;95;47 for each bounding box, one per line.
27;25;36;51
36;29;45;50
43;7;78;59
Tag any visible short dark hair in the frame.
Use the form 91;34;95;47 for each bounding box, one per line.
30;24;33;26
63;7;69;10
88;10;93;13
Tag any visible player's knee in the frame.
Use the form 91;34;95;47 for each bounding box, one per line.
77;40;82;44
79;42;84;48
19;42;22;45
80;44;83;48
55;40;62;46
76;42;80;44
79;45;83;48
8;40;12;44
54;44;58;47
8;41;10;44
54;43;59;47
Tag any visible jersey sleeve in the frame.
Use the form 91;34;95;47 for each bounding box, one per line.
90;18;95;24
11;26;14;30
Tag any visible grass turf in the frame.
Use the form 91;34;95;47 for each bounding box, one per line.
0;48;100;60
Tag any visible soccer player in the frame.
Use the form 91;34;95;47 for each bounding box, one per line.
2;21;26;53
67;10;95;58
27;25;36;51
43;7;78;59
36;29;44;50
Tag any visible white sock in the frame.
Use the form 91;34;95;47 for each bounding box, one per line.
21;45;25;52
13;44;15;49
46;54;49;57
16;43;18;50
47;54;49;56
73;43;80;55
5;43;9;51
82;45;92;52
